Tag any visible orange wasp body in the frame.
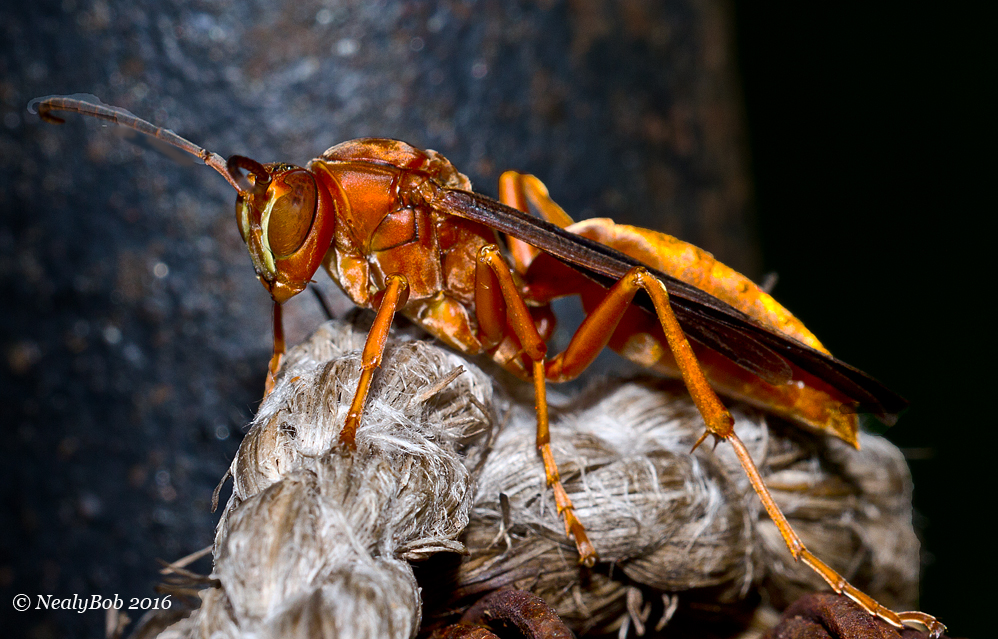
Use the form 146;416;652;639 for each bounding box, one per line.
33;96;942;636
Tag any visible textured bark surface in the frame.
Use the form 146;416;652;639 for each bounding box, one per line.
1;3;755;636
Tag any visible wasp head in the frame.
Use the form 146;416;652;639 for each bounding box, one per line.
229;156;334;304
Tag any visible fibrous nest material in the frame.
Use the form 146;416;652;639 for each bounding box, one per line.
129;317;923;639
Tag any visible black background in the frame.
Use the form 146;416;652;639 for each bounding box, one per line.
737;4;992;638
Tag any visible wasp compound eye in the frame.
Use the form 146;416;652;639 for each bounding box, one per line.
267;170;317;258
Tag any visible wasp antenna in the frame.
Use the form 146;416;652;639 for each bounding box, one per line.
28;95;246;194
226;155;272;195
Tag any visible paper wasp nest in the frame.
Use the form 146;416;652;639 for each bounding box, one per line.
131;317;920;639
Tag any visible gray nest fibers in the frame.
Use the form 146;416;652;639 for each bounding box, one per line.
128;317;921;639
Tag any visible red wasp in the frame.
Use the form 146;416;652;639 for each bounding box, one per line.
32;96;943;636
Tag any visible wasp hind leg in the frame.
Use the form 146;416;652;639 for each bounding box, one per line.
538;265;943;636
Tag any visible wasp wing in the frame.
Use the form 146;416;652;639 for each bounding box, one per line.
440;188;907;422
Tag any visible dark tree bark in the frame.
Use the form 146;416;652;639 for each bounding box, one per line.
0;2;754;636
